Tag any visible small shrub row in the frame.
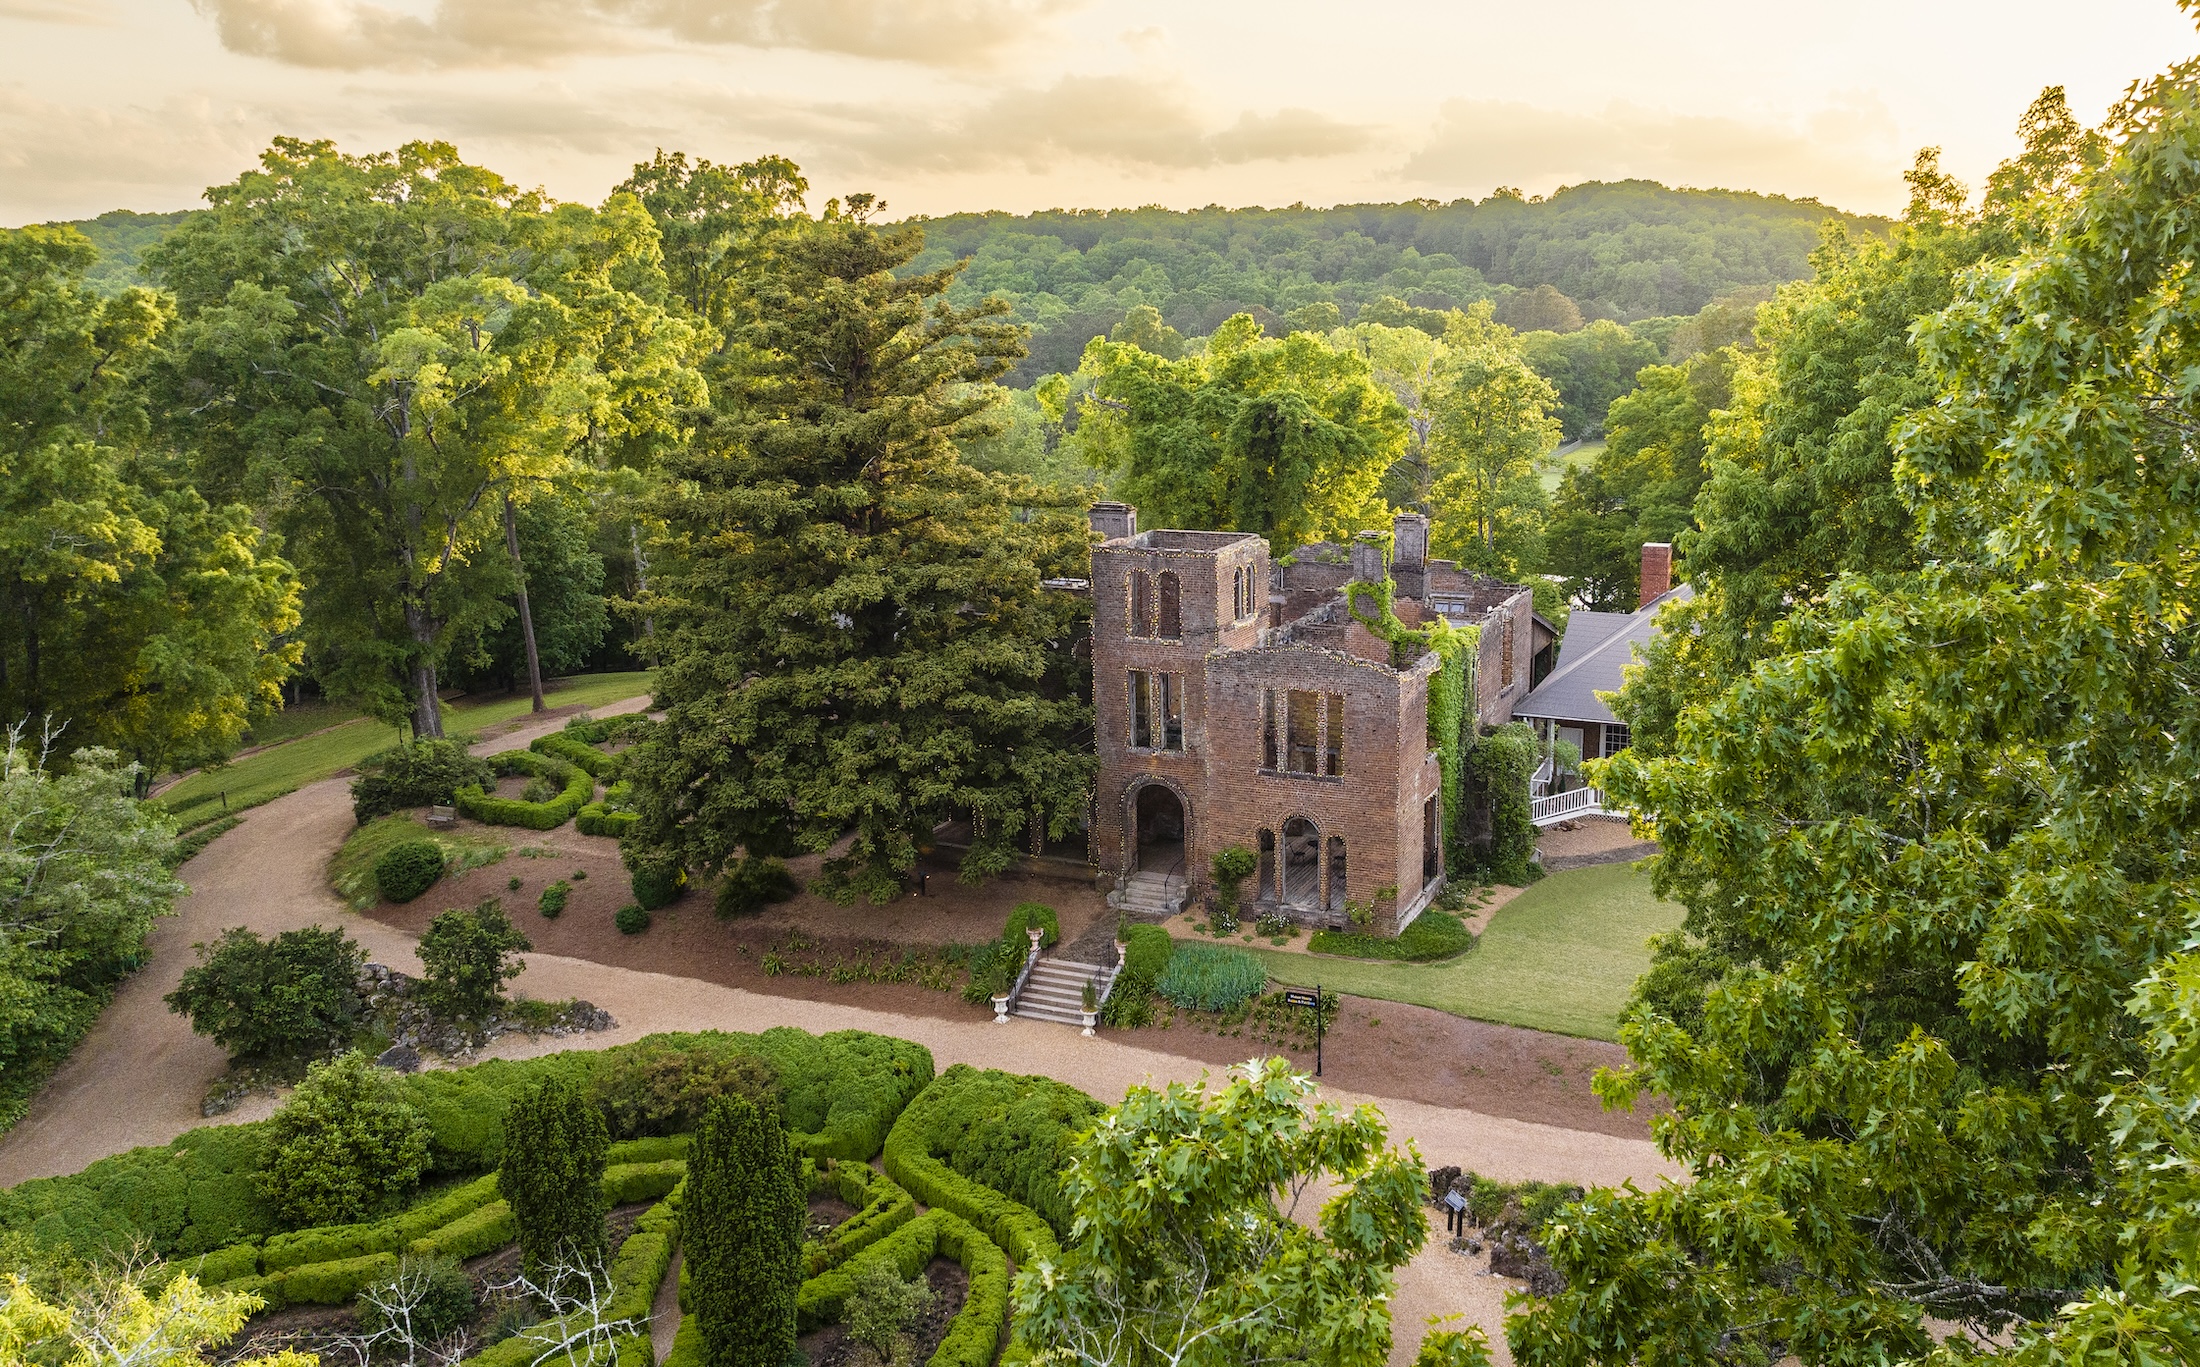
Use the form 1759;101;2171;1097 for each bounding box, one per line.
576;803;638;838
1309;908;1474;961
805;1162;916;1277
530;731;619;778
1154;942;1267;1012
456;752;594;830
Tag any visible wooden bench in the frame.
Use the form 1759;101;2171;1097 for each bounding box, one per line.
425;805;458;829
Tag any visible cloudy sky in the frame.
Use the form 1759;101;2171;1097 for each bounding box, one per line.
3;0;2195;225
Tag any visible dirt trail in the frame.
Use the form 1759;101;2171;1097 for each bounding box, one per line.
0;693;1678;1366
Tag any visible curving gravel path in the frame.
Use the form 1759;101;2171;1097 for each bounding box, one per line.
0;694;1680;1366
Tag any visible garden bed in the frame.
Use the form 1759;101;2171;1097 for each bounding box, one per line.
795;1257;968;1367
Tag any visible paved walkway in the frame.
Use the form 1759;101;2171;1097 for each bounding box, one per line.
0;695;1680;1366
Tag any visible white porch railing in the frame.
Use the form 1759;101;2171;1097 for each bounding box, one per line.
1531;785;1604;826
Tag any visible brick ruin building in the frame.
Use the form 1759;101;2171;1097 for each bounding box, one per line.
1087;502;1553;936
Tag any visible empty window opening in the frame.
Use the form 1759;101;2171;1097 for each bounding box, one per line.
1262;690;1280;770
1157;570;1181;639
1129;570;1152;638
1257;828;1277;902
1129;671;1152;749
1134;784;1186;873
1324;693;1344;776
1286;690;1320;774
1422;797;1441;882
1282;817;1320;906
1326;835;1348;912
1159;672;1183;751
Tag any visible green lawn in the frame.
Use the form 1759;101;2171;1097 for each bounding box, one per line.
331;812;512;910
159;672;656;825
1243;861;1682;1040
1540;439;1604;493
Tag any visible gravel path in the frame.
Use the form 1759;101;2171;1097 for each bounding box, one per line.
0;693;1680;1366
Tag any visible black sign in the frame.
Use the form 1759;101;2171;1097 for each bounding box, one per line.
1283;988;1320;1009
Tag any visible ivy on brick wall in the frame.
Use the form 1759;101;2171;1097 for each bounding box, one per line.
1343;575;1480;877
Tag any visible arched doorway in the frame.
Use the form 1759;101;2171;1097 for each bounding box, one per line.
1133;784;1186;875
1281;816;1320;907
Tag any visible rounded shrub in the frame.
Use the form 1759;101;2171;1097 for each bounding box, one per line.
259;1052;433;1226
614;903;651;934
1154;943;1267;1013
375;840;447;904
537;880;570;919
714;856;798;919
629;860;686;910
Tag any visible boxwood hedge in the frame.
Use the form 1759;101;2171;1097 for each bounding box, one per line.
880;1065;1097;1264
0;1029;930;1264
529;731;620;779
455;752;594;830
804;1162;915;1277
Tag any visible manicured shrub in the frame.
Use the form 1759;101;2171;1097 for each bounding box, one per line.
882;1064;1096;1248
1099;925;1173;1028
713;856;797;918
499;1075;610;1282
628;859;685;911
614;903;651;934
261;1174;503;1271
576;803;639;838
1155;943;1266;1012
1210;845;1257;926
804;1164;915;1276
687;1095;802;1367
375;840;447;904
355;1253;475;1343
165;925;365;1065
1309;908;1474;961
1122;923;1173;978
455;752;595;831
537;880;569;918
417;900;531;1021
530;730;619;778
258;1053;433;1228
351;740;494;824
275;1249;401;1306
587;1039;779;1139
844;1258;933;1361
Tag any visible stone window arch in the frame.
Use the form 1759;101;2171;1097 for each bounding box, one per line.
1157;570;1181;639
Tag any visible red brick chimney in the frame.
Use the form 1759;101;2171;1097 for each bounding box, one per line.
1639;542;1672;609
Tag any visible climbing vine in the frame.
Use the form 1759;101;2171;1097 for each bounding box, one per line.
1343;575;1479;870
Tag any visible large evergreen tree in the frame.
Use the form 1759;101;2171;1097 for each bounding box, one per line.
498;1075;610;1283
627;201;1095;902
685;1094;801;1367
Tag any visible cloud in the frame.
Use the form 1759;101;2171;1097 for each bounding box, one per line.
685;74;1377;175
1400;97;1904;206
189;0;1076;69
378;86;678;155
0;0;117;23
0;86;268;222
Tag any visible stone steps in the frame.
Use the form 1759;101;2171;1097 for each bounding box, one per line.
1012;958;1112;1026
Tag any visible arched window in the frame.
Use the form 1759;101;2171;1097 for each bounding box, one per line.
1157;570;1181;639
1327;835;1348;912
1282;817;1319;906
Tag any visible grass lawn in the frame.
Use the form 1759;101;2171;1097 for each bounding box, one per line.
1242;861;1682;1040
159;671;655;825
1540;439;1604;493
331;812;513;910
237;698;363;750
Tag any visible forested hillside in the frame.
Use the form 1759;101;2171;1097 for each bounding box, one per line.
908;181;1887;382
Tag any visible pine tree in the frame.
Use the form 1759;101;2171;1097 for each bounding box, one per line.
685;1094;802;1367
626;198;1095;903
497;1075;610;1282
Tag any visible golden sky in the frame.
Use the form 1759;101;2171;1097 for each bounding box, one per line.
3;0;2195;224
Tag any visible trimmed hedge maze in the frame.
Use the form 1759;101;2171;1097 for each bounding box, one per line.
2;1034;1106;1367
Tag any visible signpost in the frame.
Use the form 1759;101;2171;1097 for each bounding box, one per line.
1283;986;1324;1076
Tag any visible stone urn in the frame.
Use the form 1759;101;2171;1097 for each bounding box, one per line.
992;993;1012;1024
1080;1010;1098;1038
1028;926;1045;956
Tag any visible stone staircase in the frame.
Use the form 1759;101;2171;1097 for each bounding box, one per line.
1012;958;1114;1026
1109;870;1185;918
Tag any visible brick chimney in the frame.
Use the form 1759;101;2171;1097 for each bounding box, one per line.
1639;542;1673;609
1088;501;1137;541
1351;530;1388;585
1391;513;1429;598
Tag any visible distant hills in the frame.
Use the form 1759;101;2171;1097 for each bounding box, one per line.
49;181;1888;385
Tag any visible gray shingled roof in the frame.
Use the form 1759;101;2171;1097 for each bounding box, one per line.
1514;587;1693;726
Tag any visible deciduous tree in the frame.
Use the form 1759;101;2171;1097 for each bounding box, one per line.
1425;305;1559;575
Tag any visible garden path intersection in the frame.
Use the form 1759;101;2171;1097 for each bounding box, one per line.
0;694;1679;1365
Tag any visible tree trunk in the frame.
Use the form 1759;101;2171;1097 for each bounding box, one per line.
405;602;444;739
630;522;659;667
505;495;547;713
